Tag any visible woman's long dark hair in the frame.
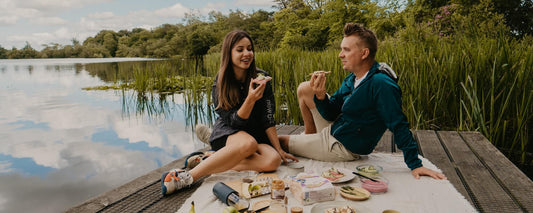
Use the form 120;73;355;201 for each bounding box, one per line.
216;30;257;110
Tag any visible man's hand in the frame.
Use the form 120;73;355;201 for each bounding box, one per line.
412;166;447;180
309;71;328;100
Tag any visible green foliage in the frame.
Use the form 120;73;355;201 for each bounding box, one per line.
0;46;7;59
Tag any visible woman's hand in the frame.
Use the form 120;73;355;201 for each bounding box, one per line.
277;149;298;164
247;77;271;102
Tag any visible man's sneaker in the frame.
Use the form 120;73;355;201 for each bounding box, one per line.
161;169;193;195
195;124;212;145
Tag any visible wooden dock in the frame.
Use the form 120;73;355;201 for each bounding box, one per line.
68;126;533;213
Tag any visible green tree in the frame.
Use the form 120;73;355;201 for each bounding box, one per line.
79;42;111;58
20;42;39;58
186;23;217;58
0;45;8;59
103;32;118;57
491;0;533;36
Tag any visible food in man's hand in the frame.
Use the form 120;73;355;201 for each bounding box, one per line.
321;168;345;182
339;185;370;201
324;205;356;213
309;71;331;76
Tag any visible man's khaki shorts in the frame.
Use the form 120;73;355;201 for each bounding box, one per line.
288;108;359;162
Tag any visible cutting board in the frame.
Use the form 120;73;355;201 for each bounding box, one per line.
224;173;280;197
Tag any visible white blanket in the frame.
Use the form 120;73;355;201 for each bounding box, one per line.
177;152;476;213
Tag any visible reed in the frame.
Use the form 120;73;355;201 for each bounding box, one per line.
118;31;531;163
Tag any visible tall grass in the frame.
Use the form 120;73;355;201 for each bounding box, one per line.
204;32;532;162
378;31;533;163
123;31;532;163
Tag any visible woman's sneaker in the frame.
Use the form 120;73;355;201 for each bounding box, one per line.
195;124;212;145
161;169;193;195
184;151;215;170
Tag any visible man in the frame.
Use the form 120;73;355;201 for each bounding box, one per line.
278;23;446;180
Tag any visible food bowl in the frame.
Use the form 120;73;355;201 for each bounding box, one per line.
360;176;389;194
356;164;383;178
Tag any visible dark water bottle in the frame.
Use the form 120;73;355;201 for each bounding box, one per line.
213;182;249;212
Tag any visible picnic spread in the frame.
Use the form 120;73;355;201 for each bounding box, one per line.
176;152;476;213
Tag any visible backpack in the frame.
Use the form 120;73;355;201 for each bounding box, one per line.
378;62;399;83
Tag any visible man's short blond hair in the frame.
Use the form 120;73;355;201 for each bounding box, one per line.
343;23;378;60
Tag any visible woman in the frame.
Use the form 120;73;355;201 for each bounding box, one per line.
161;30;297;195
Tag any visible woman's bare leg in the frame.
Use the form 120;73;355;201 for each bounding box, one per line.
188;131;281;180
230;143;281;172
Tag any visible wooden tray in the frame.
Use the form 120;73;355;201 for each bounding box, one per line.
224;173;280;198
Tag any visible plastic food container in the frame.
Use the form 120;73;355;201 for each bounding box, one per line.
356;164;383;178
360;176;388;194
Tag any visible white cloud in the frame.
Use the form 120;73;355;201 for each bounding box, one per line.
88;11;115;19
0;1;274;50
234;0;275;7
0;161;12;173
29;17;68;25
0;16;18;25
200;2;227;15
15;0;113;12
7;27;76;48
155;3;189;18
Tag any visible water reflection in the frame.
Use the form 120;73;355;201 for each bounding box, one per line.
0;58;211;213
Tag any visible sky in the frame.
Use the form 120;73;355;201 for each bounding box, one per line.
0;0;276;50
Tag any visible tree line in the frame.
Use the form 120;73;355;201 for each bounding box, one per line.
0;0;531;59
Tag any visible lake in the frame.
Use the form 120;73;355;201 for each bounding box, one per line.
0;58;210;213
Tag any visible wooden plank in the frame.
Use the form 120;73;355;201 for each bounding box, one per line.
374;130;393;152
437;131;521;212
414;130;473;206
292;126;305;134
276;125;301;135
460;131;533;212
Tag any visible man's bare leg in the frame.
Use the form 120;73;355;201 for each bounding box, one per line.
297;81;318;134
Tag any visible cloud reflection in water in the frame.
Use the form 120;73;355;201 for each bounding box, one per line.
0;58;208;213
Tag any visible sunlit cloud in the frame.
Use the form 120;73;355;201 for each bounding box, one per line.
15;0;113;12
155;3;189;18
0;16;18;25
234;0;275;7
7;28;78;47
29;17;68;26
87;11;115;19
200;2;227;15
0;1;273;49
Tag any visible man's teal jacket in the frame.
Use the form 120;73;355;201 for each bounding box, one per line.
314;62;422;170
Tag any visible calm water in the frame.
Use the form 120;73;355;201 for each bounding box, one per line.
0;58;209;213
